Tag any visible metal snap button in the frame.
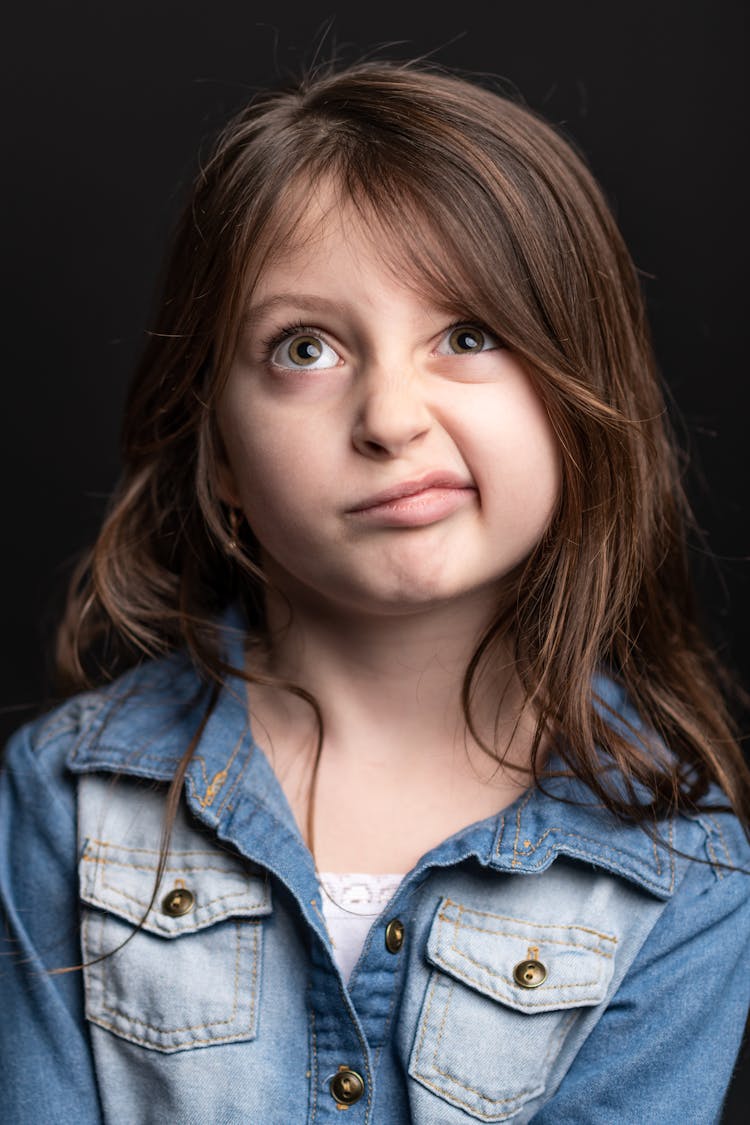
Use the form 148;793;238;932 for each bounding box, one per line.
161;887;195;917
513;958;547;988
385;918;405;953
329;1066;365;1105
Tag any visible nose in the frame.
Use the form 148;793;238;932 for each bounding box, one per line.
351;366;432;459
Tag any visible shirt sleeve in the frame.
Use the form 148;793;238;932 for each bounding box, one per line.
0;716;104;1123
531;829;750;1125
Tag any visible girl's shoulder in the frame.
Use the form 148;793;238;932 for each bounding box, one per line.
7;606;248;777
4;649;206;772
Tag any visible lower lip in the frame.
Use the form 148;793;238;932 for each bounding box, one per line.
348;487;476;527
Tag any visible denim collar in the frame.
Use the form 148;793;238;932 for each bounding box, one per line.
66;607;680;902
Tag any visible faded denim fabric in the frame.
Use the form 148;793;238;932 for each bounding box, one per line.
2;614;750;1124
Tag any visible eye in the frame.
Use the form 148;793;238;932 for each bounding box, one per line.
437;323;501;356
270;332;341;370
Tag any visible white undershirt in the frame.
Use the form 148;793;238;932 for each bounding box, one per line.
318;872;405;982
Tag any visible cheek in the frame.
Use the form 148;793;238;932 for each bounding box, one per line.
459;377;561;533
219;384;306;497
217;387;336;552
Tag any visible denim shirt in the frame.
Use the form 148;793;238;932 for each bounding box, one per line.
2;624;749;1124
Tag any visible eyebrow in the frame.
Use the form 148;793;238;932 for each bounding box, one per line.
243;293;347;323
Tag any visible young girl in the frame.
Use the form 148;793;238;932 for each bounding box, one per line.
2;58;749;1124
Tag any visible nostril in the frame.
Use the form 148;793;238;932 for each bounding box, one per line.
363;440;393;457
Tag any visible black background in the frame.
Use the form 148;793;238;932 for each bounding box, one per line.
2;2;748;1117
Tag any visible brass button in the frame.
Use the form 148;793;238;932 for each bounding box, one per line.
513;958;547;989
161;888;195;917
385;918;405;954
329;1066;365;1105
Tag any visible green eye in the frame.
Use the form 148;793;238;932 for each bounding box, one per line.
448;326;486;353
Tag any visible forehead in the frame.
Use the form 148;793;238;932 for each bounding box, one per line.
254;179;402;282
246;174;465;313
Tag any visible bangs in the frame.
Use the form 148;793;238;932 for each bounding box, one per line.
221;132;563;381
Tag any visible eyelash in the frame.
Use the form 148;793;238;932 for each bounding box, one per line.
260;320;315;356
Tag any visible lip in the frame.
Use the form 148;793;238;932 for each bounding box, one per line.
346;471;477;527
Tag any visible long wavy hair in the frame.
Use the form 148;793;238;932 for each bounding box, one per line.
55;58;750;853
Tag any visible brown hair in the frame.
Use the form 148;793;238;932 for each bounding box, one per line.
56;58;750;858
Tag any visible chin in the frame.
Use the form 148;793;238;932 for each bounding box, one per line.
328;572;502;617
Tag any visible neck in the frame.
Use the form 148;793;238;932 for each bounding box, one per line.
245;570;536;781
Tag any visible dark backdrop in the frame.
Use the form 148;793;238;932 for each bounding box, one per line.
2;1;748;1117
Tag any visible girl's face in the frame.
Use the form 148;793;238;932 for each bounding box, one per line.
217;188;561;619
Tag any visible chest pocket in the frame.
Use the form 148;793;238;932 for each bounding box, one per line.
79;835;272;1053
409;897;617;1121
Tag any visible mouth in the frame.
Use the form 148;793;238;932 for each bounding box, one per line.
346;472;477;528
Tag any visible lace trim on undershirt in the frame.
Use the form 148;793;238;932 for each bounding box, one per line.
318;872;405;982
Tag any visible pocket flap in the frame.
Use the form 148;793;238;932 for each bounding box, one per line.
80;836;272;936
426;897;616;1012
